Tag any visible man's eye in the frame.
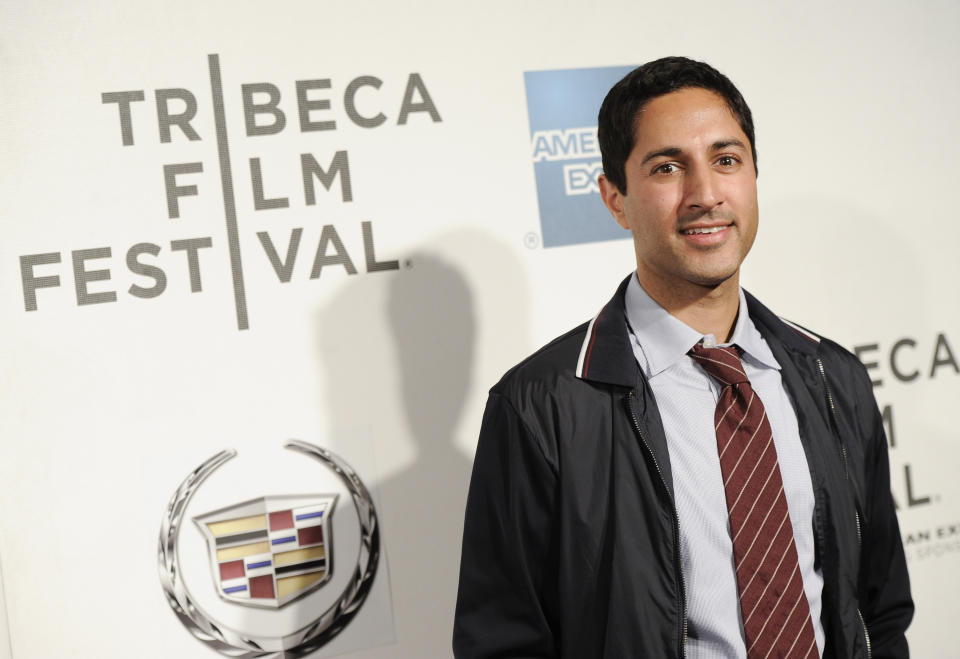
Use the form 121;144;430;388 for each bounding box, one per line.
716;155;739;167
654;163;678;174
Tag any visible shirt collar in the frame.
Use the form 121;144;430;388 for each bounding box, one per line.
624;273;780;377
727;289;780;371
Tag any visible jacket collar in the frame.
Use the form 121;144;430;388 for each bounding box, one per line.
576;274;820;387
575;275;638;387
743;289;821;357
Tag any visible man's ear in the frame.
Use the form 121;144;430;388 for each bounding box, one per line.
598;174;630;230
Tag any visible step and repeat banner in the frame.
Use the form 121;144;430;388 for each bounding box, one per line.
2;2;958;657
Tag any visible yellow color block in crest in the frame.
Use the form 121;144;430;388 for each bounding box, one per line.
274;546;326;567
216;541;270;562
277;571;325;598
206;514;268;537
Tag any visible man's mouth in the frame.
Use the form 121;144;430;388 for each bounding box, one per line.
681;224;731;235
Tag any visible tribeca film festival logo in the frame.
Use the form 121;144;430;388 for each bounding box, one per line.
18;53;441;330
159;440;380;656
852;332;960;563
523;65;633;248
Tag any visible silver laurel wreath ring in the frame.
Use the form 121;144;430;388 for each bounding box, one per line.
158;440;380;658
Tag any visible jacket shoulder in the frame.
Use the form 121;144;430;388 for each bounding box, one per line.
745;289;869;388
768;313;879;436
478;323;596;470
490;321;590;401
778;315;872;388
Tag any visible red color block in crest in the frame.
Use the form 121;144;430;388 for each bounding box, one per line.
269;510;294;530
250;574;275;599
219;560;245;581
298;525;324;546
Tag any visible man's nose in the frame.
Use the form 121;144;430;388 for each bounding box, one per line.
683;164;721;211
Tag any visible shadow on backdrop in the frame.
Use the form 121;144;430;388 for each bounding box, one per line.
316;229;530;658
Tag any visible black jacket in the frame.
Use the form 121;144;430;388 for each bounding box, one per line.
454;276;912;658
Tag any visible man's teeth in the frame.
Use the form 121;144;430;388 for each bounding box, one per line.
683;226;726;235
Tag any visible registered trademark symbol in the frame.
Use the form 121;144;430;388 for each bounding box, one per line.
524;232;540;249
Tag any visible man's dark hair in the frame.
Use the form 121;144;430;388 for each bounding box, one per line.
597;56;757;193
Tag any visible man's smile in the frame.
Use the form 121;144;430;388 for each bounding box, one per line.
680;224;731;235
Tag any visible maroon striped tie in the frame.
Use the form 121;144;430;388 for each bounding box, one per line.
689;344;818;659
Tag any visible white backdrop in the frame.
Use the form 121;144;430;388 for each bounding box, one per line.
2;1;958;657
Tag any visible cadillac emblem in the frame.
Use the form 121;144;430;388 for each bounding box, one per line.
194;494;338;609
158;440;380;657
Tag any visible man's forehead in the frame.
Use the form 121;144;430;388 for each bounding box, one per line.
630;87;744;146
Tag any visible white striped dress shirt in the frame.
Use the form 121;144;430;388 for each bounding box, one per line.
624;274;825;658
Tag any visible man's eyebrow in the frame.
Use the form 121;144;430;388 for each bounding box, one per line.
710;138;747;151
640;147;682;165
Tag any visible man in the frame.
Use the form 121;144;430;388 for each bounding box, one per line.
453;57;912;658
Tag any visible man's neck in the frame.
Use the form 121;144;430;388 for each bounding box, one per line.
635;269;742;343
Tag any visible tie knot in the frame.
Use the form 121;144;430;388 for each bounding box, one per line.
689;343;749;386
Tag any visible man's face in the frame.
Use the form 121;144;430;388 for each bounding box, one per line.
599;87;758;296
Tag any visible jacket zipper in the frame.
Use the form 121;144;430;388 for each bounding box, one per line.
816;358;849;478
858;608;873;658
627;390;687;658
817;357;862;542
818;357;871;655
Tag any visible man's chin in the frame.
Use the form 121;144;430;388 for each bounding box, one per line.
688;269;739;290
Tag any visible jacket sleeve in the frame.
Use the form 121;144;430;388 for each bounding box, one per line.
453;391;559;659
851;362;914;658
